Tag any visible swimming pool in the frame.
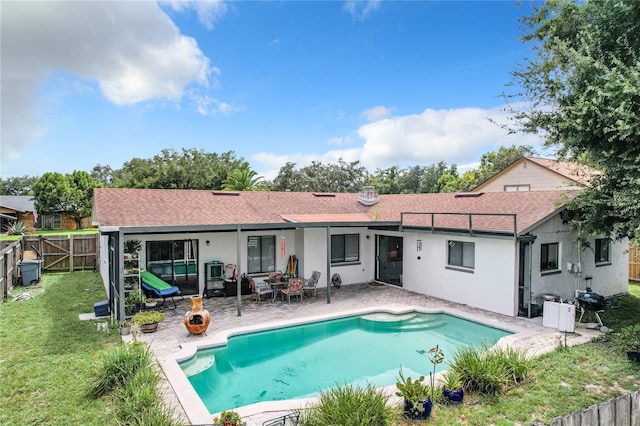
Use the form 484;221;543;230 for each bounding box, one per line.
179;311;511;414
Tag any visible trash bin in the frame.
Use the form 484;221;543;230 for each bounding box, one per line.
19;259;43;286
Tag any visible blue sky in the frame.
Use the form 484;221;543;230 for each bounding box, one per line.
1;0;546;180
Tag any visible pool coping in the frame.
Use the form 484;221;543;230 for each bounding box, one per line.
160;303;536;425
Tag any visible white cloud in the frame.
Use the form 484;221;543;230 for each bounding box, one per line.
356;106;544;168
343;0;381;21
162;0;229;30
253;105;545;179
361;105;394;122
1;1;213;163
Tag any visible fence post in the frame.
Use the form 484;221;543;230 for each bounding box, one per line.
581;405;598;425
616;393;631;426
70;234;74;272
599;399;614;425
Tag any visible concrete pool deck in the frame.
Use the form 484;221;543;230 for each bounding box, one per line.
128;282;601;426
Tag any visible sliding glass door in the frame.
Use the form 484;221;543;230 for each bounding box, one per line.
146;239;199;295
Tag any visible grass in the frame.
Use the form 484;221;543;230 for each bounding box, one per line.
0;272;120;425
394;282;640;425
0;228;98;241
1;273;638;425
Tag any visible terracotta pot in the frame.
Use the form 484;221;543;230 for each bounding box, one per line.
184;295;211;335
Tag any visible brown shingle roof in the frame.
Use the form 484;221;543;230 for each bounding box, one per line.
93;188;574;235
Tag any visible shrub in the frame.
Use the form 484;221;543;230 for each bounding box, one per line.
616;324;640;352
300;383;395;426
449;344;532;395
132;310;165;325
5;221;28;235
88;342;153;398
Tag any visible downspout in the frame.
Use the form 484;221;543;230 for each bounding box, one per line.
236;224;242;317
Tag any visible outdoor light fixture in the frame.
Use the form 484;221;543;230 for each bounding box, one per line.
416;239;422;252
206;240;210;246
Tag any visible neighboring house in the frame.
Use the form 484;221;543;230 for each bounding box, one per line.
0;195;37;232
92;187;628;321
472;157;598;192
0;195;91;232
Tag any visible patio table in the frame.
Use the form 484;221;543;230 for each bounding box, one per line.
263;279;288;302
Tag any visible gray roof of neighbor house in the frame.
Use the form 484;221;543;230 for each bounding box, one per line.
93;188;575;236
0;195;35;212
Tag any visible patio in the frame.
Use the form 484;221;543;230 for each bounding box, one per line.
131;282;600;425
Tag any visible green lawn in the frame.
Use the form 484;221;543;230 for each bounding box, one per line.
1;274;638;425
0;272;119;425
0;228;99;241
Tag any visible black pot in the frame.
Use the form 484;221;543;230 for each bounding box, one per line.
627;351;640;363
403;398;432;419
443;387;464;404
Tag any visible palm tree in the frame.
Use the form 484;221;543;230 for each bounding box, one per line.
222;169;266;191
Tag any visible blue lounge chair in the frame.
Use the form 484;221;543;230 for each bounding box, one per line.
140;270;180;309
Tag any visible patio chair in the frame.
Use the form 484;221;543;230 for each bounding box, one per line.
140;270;180;309
249;277;273;302
302;271;321;298
281;277;303;304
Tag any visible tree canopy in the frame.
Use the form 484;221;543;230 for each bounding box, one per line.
32;171;102;228
269;158;368;192
509;0;640;240
0;175;39;195
111;148;248;190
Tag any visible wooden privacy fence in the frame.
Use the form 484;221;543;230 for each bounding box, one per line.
22;234;98;273
550;390;640;425
630;243;640;282
0;240;22;304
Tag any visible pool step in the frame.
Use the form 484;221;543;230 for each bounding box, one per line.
392;317;448;332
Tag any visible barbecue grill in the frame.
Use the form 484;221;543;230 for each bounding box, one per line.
576;291;608;332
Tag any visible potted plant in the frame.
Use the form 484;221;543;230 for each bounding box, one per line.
395;368;432;419
219;410;242;426
124;239;142;258
618;324;640;362
439;370;464;404
126;291;147;313
132;310;166;333
119;320;131;336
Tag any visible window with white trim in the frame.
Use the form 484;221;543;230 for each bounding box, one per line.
504;184;530;192
540;243;560;272
447;240;475;269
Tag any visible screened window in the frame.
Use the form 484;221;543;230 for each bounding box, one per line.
247;235;275;274
35;214;62;230
540;243;559;272
447;240;475;269
595;238;610;264
331;234;359;264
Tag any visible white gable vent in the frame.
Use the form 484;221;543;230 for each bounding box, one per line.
358;186;379;206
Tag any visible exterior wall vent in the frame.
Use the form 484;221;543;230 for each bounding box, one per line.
312;192;336;197
358;186;379;206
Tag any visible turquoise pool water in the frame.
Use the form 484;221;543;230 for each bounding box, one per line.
181;312;511;413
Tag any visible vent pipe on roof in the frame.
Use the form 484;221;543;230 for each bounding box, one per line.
358;186;378;206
